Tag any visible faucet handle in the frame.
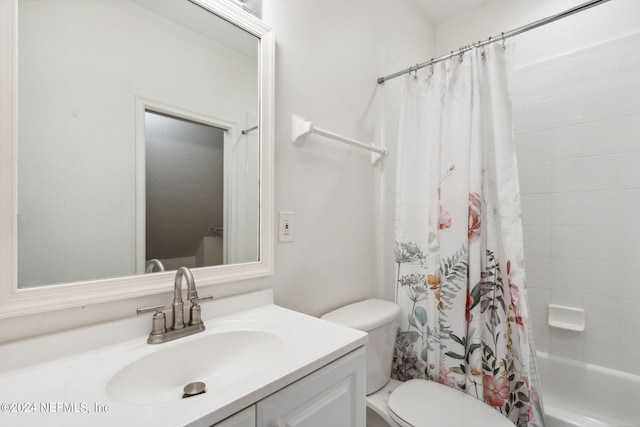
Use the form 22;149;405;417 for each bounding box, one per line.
189;296;212;326
190;295;213;305
136;304;165;315
136;305;167;337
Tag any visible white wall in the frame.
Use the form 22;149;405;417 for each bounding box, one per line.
436;0;640;375
2;0;435;341
264;0;434;316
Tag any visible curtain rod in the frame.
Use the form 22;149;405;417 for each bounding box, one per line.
377;0;612;84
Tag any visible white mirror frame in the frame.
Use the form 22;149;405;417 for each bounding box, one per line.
0;0;274;318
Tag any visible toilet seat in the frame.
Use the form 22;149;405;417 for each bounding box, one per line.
387;379;514;427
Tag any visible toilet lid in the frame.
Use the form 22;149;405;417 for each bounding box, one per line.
387;379;514;427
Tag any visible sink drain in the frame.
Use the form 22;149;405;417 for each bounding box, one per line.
183;381;206;399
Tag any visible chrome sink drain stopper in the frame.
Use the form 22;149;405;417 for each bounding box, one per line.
183;381;206;398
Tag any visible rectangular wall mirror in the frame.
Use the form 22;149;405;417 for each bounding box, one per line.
0;0;274;317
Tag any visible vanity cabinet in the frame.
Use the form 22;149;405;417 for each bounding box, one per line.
215;406;256;427
257;347;365;427
212;348;365;427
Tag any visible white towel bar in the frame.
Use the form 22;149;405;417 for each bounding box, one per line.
291;115;388;165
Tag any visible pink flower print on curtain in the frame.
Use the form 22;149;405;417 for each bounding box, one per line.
468;193;481;242
438;187;452;230
507;260;526;335
484;375;511;407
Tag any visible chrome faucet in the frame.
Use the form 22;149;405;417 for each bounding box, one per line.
137;266;212;344
145;258;165;273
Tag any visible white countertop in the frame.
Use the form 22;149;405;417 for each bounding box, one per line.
0;290;367;426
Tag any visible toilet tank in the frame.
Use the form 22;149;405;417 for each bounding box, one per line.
321;299;400;395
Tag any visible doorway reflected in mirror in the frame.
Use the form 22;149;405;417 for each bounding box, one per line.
145;111;225;270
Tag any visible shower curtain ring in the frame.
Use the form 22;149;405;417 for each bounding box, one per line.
501;32;506;50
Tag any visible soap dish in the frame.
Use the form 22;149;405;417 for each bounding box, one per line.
548;304;585;332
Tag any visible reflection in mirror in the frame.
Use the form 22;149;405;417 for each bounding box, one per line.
16;0;260;288
145;111;226;270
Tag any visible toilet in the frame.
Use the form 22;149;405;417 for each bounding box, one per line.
321;299;514;427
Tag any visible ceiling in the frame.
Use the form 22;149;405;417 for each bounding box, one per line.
413;0;488;25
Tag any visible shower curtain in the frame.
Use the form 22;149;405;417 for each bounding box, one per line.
393;43;544;427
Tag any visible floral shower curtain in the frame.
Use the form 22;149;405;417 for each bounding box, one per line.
393;43;544;426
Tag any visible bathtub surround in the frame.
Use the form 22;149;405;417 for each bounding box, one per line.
435;0;640;378
513;31;640;377
432;1;640;426
393;43;543;426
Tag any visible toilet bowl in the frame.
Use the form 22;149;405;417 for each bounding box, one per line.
321;299;514;427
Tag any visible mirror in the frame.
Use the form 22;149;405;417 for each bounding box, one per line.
0;0;274;317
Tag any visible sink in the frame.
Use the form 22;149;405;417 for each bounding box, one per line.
3;295;368;426
106;329;284;405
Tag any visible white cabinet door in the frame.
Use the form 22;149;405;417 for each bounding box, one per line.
257;348;365;427
214;405;256;427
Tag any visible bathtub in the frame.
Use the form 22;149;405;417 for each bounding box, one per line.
536;352;640;427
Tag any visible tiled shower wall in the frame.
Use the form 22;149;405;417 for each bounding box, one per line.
512;33;640;375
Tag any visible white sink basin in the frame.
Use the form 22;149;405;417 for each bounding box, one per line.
106;329;284;405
